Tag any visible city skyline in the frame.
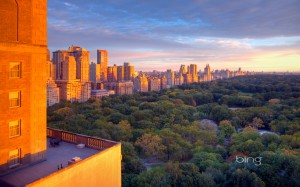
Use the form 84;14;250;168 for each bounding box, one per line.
48;0;300;72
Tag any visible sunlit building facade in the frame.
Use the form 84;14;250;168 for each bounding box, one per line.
0;1;121;186
97;49;108;81
0;0;48;174
90;62;101;83
124;62;134;81
148;77;161;91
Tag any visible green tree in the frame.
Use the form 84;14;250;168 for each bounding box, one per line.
132;167;169;187
135;133;166;160
219;120;236;138
191;152;222;172
160;128;192;161
230;168;265;187
249;117;264;129
112;120;133;141
210;105;232;122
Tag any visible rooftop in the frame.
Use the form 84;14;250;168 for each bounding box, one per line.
0;128;118;187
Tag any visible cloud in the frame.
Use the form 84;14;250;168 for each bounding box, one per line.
47;0;300;72
195;38;250;48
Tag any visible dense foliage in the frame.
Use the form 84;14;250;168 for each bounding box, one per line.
48;75;300;187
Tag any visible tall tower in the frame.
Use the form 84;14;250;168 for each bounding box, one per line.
137;74;149;92
97;50;108;81
166;69;174;87
124;62;134;81
117;65;124;82
52;50;69;80
204;64;212;81
90;62;101;83
189;64;198;82
0;0;48;174
53;46;90;82
179;64;187;75
61;56;77;81
107;64;118;82
68;46;90;82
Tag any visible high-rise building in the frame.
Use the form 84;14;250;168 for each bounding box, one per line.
53;46;90;82
107;64;118;82
166;69;175;87
47;60;56;80
189;64;198;83
148;77;161;91
117;65;124;81
179;64;187;75
97;50;108;81
203;64;213;81
0;0;48;174
47;61;59;106
124;62;134;81
53;46;91;102
0;2;121;186
53;50;69;80
137;74;148;92
61;56;77;81
90;62;101;83
160;76;167;89
47;79;60;106
116;81;134;95
70;46;90;82
184;73;193;84
174;76;181;85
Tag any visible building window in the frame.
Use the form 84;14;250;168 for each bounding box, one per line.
9;91;20;108
9;62;21;78
9;149;20;168
9;120;21;138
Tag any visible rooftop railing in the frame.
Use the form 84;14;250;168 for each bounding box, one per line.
47;127;118;150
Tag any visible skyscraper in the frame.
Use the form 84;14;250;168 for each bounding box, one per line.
53;46;90;82
97;50;108;81
124;62;134;81
53;46;91;102
204;64;213;81
179;64;187;75
148;77;161;91
189;64;198;83
160;76;167;89
69;46;90;82
53;50;69;80
46;61;60;106
137;74;149;92
117;65;124;81
166;69;175;87
107;64;118;82
90;62;101;83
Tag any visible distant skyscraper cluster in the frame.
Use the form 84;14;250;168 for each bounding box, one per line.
47;46;249;105
50;45;91;104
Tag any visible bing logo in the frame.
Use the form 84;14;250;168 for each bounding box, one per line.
235;156;262;166
227;152;262;166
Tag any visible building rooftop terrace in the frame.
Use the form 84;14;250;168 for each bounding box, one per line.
0;128;118;187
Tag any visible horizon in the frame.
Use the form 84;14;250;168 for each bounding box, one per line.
48;0;300;72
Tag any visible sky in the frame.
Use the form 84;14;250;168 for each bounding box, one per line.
48;0;300;72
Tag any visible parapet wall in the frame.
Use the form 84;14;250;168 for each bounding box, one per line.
27;137;121;187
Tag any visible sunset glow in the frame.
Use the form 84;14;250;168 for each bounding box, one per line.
48;1;300;72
